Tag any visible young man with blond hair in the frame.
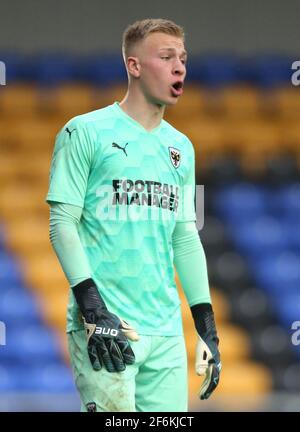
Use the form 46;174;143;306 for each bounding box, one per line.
47;18;221;412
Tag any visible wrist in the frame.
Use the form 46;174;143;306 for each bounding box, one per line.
72;278;107;317
190;303;217;339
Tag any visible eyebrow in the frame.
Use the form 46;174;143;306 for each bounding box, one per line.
159;48;188;57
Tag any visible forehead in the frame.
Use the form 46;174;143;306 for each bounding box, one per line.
141;32;186;53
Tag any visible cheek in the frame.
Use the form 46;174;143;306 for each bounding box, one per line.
144;60;168;82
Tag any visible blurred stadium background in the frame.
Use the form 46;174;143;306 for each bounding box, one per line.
0;0;300;412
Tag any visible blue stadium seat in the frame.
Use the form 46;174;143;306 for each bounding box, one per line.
19;364;76;392
214;183;268;223
268;184;300;217
233;216;287;258
0;282;26;294
0;253;24;286
0;365;74;392
30;53;77;86
284;219;300;253
0;288;41;327
254;251;300;296
276;295;300;327
80;54;127;86
188;54;242;87
279;183;300;219
0;52;26;81
1;325;62;367
0;366;18;391
245;55;292;88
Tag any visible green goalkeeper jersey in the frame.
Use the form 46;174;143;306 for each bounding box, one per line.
46;102;196;335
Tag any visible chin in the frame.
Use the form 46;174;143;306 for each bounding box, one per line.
158;96;180;107
151;93;180;107
165;97;180;106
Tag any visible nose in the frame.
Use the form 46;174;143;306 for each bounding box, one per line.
173;57;186;76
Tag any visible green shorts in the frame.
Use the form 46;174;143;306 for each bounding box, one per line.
67;330;188;412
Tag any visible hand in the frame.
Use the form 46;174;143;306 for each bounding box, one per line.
83;308;139;372
195;333;221;400
72;278;139;373
191;303;221;400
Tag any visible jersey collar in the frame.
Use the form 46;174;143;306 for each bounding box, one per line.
113;102;164;134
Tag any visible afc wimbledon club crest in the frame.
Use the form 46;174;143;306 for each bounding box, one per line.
169;147;181;168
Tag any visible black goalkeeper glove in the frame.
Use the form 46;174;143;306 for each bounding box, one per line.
191;303;221;400
72;278;139;373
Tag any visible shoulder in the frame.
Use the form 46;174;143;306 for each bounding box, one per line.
63;103;117;133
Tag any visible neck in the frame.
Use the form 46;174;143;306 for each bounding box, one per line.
119;87;165;132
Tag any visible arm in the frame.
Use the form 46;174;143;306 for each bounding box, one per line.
172;221;211;307
173;139;221;400
49;202;91;287
47;121;138;373
173;221;221;400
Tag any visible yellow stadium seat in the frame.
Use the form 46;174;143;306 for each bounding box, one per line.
189;360;272;395
24;252;67;296
44;83;94;117
184;323;250;364
11;118;59;152
185;119;228;163
166;85;205;124
5;217;50;256
0;119;21;149
217;361;273;395
199;88;230;116
225;120;281;157
18;156;50;184
188;361;272;410
39;290;68;332
273;86;300;119
0;153;50;187
219;86;261;119
0;117;57;157
0;154;19;187
280;121;300;155
0;83;40;116
92;83;127;109
0;185;48;222
210;288;230;323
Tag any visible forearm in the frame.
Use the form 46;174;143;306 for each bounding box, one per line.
49;202;92;287
172;221;211;306
173;222;221;399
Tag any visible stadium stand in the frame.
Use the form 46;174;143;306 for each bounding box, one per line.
0;53;299;411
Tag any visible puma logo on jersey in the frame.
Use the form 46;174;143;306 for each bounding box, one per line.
112;142;128;157
95;327;118;337
65;127;76;138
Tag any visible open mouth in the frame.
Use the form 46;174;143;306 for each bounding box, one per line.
171;81;184;96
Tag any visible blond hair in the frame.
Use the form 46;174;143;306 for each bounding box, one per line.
122;18;185;59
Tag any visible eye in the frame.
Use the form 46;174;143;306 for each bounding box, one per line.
161;56;170;60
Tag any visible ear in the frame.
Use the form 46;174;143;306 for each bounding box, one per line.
126;56;141;78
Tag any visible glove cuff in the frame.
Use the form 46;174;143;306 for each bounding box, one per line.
190;303;218;342
72;278;107;319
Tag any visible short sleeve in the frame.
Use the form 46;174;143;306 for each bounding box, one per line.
176;140;197;223
46;120;94;208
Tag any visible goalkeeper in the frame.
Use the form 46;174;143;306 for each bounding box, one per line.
46;18;221;412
